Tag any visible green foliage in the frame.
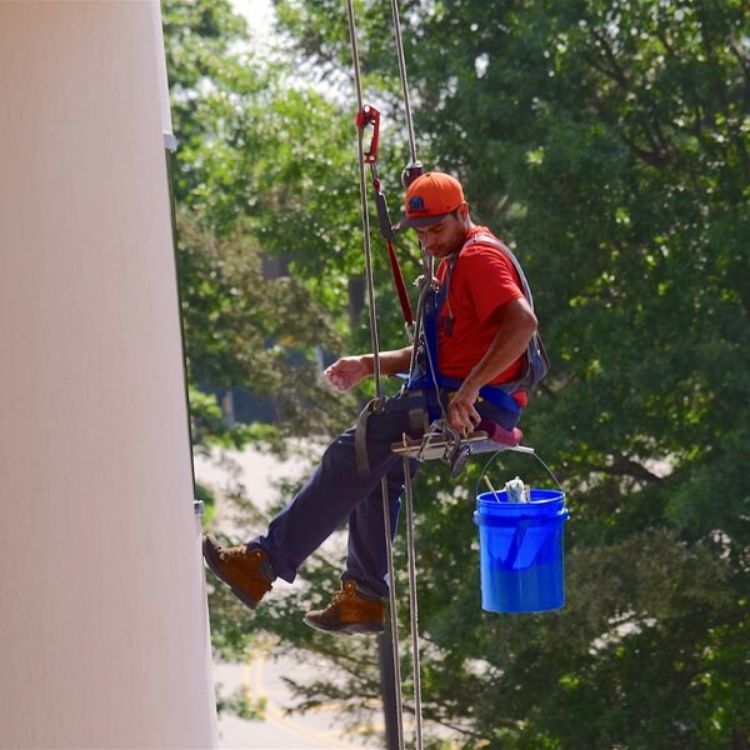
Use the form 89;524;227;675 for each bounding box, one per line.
216;684;267;721
270;0;750;746
176;211;352;438
163;0;376;443
165;0;750;746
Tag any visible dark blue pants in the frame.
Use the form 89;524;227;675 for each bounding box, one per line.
249;392;520;598
249;405;420;598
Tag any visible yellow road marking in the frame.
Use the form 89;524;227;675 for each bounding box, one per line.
242;649;380;749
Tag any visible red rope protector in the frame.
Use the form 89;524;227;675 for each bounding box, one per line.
386;238;414;326
355;104;414;327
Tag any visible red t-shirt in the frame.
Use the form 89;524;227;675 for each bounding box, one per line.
436;226;528;406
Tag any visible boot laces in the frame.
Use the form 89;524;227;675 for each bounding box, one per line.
332;581;357;605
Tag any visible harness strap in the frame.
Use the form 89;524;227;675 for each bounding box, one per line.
439;376;522;416
408;232;537;407
355;393;428;474
385;233;414;326
461;234;549;394
466;234;536;309
408;407;428;436
355;397;383;474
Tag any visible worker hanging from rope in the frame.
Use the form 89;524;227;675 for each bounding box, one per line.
351;127;550;461
202;170;544;635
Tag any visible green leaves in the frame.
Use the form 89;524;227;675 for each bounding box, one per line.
175;209;351;438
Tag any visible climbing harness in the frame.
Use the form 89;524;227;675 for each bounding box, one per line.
459;234;551;392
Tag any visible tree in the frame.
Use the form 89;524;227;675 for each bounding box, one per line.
163;0;370;442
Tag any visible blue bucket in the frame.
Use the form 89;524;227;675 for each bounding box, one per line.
474;489;568;613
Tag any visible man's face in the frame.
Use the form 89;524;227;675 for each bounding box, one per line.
415;210;466;258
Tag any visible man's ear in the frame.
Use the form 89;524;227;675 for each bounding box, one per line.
458;201;470;219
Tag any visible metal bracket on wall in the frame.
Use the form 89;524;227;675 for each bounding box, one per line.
163;132;179;152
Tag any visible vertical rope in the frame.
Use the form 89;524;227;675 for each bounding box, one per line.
345;0;381;397
387;2;428;747
344;3;405;749
403;458;424;750
379;476;405;750
388;0;417;165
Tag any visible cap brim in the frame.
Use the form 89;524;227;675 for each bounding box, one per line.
393;211;452;231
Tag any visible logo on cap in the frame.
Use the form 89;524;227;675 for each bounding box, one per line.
408;196;426;214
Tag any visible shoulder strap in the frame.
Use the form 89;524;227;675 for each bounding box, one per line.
461;233;535;310
411;232;547;401
460;232;550;396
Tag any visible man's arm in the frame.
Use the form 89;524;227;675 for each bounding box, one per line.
325;346;412;391
448;297;538;433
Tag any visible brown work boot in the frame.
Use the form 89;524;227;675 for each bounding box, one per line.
304;580;385;635
202;535;274;610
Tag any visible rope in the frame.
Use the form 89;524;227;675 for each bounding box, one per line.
388;0;417;165
344;3;405;749
402;457;424;750
387;3;427;746
345;0;382;398
346;2;428;747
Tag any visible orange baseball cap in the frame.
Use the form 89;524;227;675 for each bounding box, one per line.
394;171;465;229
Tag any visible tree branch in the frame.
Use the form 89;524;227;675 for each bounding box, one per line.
592;457;663;483
619;129;670;169
588;28;629;89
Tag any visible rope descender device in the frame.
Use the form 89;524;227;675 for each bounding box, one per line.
355;104;381;165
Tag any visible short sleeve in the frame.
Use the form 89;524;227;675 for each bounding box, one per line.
459;246;524;324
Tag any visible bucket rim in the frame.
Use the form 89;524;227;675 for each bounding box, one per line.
476;488;565;508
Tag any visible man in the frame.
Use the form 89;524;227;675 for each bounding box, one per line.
203;172;538;635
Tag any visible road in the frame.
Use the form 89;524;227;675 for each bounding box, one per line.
214;649;381;749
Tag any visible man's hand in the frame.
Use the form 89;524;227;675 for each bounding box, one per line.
447;382;482;435
324;356;371;392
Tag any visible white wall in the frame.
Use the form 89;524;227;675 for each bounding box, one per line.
0;2;217;747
